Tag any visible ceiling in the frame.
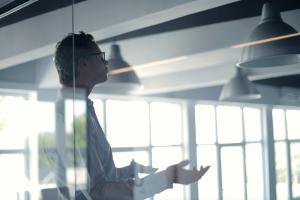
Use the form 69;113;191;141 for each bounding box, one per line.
97;0;300;44
0;0;299;103
0;0;85;27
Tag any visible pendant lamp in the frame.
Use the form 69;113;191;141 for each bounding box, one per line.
219;67;261;101
107;44;140;84
237;2;300;68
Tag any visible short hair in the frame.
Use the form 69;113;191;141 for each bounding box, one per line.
54;31;96;85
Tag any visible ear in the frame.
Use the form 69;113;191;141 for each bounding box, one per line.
78;57;88;67
77;58;88;73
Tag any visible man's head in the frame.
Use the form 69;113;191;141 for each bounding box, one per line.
54;31;108;87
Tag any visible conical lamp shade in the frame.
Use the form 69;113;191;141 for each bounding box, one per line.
237;3;300;68
219;68;261;101
108;44;140;84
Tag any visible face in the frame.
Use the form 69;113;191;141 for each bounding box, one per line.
77;43;108;86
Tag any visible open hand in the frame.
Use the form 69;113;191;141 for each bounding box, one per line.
131;159;158;175
166;160;210;185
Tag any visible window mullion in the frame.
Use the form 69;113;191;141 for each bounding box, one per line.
182;102;198;200
241;108;248;200
214;106;223;200
284;110;293;200
148;102;154;200
262;106;276;200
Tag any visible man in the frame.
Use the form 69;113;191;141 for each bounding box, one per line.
54;31;210;200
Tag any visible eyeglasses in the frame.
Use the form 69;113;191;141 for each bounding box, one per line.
82;51;106;63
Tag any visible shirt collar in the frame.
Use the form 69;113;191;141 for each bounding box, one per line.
87;98;94;107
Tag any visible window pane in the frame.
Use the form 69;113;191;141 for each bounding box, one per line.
272;109;286;141
246;143;264;200
37;101;55;134
217;106;243;144
243;107;262;141
275;142;288;200
152;147;184;200
65;99;87;134
0;154;26;197
64;99;88;189
195;105;216;144
286;110;300;140
106;100;149;147
221;146;245;200
113;151;149;167
38;101;56;185
197;145;218;200
0;96;29;149
290;143;300;198
150;102;182;146
152;147;183;169
39;149;56;185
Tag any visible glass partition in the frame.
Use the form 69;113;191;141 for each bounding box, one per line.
2;1;300;200
0;0;86;199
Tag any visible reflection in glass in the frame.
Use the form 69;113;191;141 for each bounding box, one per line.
246;143;264;200
221;146;245;200
290;143;300;198
106;100;150;147
38;102;56;186
197;145;218;200
286;110;300;140
243;107;262;141
195;105;216;144
217;106;243;144
152;147;184;200
275;142;288;200
67;99;87;189
65;99;87;133
272;109;286;140
150;102;182;146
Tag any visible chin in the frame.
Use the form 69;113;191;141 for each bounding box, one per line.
97;77;107;84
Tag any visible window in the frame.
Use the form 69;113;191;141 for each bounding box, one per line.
0;95;33;200
106;100;150;147
97;98;185;199
196;104;264;200
273;108;300;199
150;102;182;146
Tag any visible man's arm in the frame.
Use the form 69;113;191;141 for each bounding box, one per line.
89;160;210;200
116;160;158;179
91;170;172;200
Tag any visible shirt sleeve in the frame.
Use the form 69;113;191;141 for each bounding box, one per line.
89;170;173;200
116;165;135;179
88;146;172;200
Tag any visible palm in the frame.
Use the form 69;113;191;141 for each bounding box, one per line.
176;165;210;185
166;160;210;185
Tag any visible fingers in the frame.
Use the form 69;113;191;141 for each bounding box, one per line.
199;165;210;176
